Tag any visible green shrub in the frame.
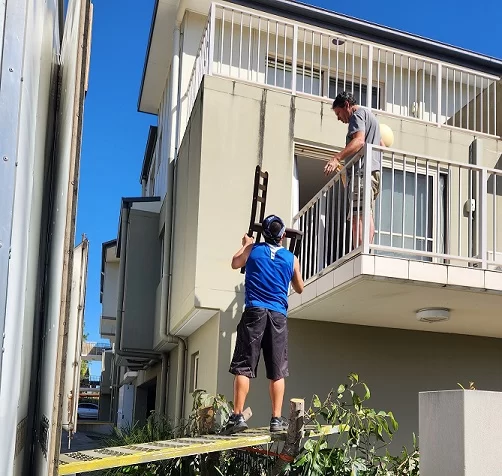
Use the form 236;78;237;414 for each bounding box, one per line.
285;373;419;476
98;376;419;475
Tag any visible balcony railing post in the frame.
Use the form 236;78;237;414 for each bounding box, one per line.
292;25;298;95
494;81;498;136
362;144;373;254
437;63;442;125
367;45;373;108
208;3;216;75
479;168;488;269
316;193;327;272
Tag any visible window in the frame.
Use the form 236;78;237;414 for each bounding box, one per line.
266;58;321;96
374;166;446;261
190;352;199;393
155;131;162;173
329;78;379;108
266;58;381;106
148;167;155;197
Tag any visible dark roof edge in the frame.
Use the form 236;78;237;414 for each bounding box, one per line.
233;0;502;76
140;126;158;183
121;196;161;206
137;0;160;113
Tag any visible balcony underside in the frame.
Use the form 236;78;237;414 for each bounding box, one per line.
100;315;116;340
289;253;502;338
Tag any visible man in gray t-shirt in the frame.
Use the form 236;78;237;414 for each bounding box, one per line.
324;91;383;248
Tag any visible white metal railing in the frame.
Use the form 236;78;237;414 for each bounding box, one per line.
184;17;212;129
293;144;502;282
183;3;499;137
153;89;169;200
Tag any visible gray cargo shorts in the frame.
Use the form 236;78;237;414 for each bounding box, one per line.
347;170;381;221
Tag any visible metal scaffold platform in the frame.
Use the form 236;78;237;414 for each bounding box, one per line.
58;423;341;474
58;428;280;475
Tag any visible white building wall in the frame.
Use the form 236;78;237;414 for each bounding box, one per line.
102;262;119;318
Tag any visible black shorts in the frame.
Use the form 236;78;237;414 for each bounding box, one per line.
229;307;288;381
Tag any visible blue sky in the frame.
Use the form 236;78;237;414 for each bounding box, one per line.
75;0;156;374
76;0;501;375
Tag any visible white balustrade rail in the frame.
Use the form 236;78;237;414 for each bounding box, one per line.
183;3;499;139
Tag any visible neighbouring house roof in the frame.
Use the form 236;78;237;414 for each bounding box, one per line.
138;0;502;114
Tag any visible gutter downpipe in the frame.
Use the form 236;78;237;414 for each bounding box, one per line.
159;354;168;415
157;24;187;427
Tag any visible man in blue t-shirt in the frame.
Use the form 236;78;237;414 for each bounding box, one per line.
222;215;304;435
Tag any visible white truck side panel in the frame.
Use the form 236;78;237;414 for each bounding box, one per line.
33;0;91;474
0;0;61;474
0;0;91;471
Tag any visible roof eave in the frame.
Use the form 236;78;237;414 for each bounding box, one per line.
137;0;160;113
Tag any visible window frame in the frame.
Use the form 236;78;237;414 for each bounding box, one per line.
374;159;448;261
190;351;200;393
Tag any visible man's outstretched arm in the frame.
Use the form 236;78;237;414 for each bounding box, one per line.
291;256;304;294
231;234;254;269
324;131;365;176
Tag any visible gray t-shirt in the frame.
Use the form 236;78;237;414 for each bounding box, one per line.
345;107;382;173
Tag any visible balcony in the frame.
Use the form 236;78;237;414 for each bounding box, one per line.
287;143;502;337
99;316;116;342
81;342;112;361
183;3;499;140
100;240;119;343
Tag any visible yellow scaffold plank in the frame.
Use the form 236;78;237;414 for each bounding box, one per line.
58;428;278;475
305;423;348;438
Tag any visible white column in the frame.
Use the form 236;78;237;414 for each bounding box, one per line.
420;390;502;476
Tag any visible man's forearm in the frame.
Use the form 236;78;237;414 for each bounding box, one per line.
337;138;364;162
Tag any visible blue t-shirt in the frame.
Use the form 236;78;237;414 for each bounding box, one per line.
244;242;295;316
